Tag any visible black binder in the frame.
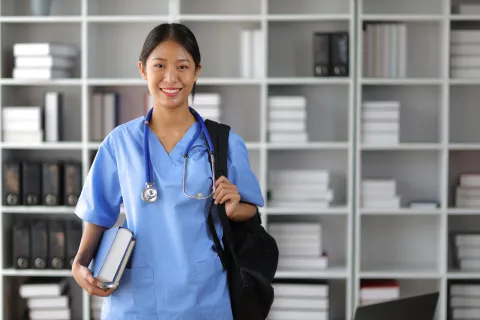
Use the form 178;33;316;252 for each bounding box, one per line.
330;32;349;77
42;162;62;206
31;220;48;269
22;161;42;206
12;219;30;269
48;220;65;269
66;220;82;268
64;162;81;206
313;32;330;77
3;162;22;206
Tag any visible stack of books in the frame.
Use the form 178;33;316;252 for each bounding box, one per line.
455;173;480;208
19;278;71;320
450;30;480;78
269;281;329;320
13;43;77;79
361;179;400;209
268;169;334;208
361;100;400;145
89;92;120;141
449;282;480;319
268;222;328;271
2;92;63;144
240;28;263;78
359;279;400;305
91;296;103;320
362;23;407;78
189;93;221;123
451;232;480;271
268;96;308;143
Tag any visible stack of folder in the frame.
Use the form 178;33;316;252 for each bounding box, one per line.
189;93;221;123
268;96;308;143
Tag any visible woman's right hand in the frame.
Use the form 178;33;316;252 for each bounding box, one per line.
72;262;114;297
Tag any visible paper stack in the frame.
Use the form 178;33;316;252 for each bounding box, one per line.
2;106;43;143
450;282;480;319
455;173;480;208
450;30;480;78
19;278;71;320
359;280;400;305
361;100;400;145
189;93;221;123
268;96;308;143
91;296;103;320
452;232;480;271
13;43;77;79
240;28;263;78
361;179;400;209
268;169;333;209
269;281;329;320
268;222;328;272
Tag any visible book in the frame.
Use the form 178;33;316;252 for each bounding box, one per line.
90;226;135;289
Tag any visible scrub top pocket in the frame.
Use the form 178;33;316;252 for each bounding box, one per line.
194;255;233;320
131;266;159;320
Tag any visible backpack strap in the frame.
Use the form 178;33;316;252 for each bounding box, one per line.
204;119;237;270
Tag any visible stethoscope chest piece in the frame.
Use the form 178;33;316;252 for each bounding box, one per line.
141;182;158;203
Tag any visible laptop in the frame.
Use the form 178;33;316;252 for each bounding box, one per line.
353;291;439;320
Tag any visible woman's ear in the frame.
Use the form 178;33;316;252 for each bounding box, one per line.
193;63;202;82
138;61;147;80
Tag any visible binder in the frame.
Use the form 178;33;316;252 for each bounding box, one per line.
22;161;42;206
12;219;31;269
313;32;330;77
330;32;349;77
3;162;22;205
63;162;81;206
31;220;48;269
66;220;82;268
42;162;62;205
48;220;65;269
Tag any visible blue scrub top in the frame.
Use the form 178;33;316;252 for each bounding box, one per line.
74;116;264;320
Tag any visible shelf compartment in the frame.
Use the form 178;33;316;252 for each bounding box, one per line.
361;85;443;144
268;20;350;78
180;0;261;15
88;0;169;16
1;0;81;16
449;85;480;144
268;0;350;15
2;85;82;143
267;149;349;208
448;150;480;209
360;215;441;273
1;22;82;79
448;215;480;273
181;20;262;79
361;150;443;208
267;84;351;143
361;0;444;15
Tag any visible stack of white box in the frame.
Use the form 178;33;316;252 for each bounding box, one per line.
13;43;77;79
453;233;480;270
451;30;480;79
189;93;221;123
269;281;329;320
268;169;334;209
450;282;480;319
361;179;400;209
268;96;308;143
2;106;44;143
268;222;328;272
361;100;400;145
455;173;480;208
359;280;400;305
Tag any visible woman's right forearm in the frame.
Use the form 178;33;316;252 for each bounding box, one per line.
73;222;108;267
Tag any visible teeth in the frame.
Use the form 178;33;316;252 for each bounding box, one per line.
162;89;179;93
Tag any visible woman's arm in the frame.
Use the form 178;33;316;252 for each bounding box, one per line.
73;222;107;267
229;202;257;222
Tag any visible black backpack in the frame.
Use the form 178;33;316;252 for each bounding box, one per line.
204;119;279;320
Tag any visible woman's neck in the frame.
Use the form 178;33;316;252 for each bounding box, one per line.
149;104;195;136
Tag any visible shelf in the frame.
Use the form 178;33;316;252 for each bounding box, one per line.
275;267;348;279
2;269;72;277
1;206;75;214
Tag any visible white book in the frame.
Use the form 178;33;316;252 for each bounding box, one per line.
270;188;333;202
269;222;321;234
272;297;328;310
29;308;70;320
3;106;43;121
451;44;480;55
2;119;42;132
268;309;328;320
91;93;103;141
270;169;329;185
44;92;62;142
455;234;480;246
451;67;480;78
362;122;399;132
397;24;407;77
269;109;307;120
252;29;264;78
277;242;322;257
360;287;400;300
267;200;330;209
13;67;69;79
13;42;77;57
460;174;480;187
189;93;221;106
27;296;69;309
268;120;306;132
19;278;68;298
451;296;480;307
240;29;251;78
362;100;400;109
278;256;328;270
268;96;306;109
273;283;329;298
362;109;399;121
457;247;480;259
269;132;308;143
390;24;397;77
451;56;480;68
450;284;480;296
362;132;399;145
453;307;480;319
3;130;43;143
451;30;480;43
102;92;119;137
15;56;74;69
362;196;400;208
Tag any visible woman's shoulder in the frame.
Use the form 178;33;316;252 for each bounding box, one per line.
100;116;145;154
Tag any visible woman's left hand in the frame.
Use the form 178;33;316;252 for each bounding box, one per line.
214;176;240;218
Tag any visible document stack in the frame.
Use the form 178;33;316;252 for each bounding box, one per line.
452;232;480;270
455;173;480;208
189;93;221;122
19;277;71;320
359;279;400;305
268;96;308;143
361;179;400;209
91;296;103;320
13;43;77;79
269;281;329;320
268;169;333;209
268;222;328;271
361;100;400;145
90;92;120;141
240;28;263;78
450;30;480;78
449;282;480;319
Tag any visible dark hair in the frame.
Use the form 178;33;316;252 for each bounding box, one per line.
139;23;201;98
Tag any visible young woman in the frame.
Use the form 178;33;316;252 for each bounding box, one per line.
71;23;264;320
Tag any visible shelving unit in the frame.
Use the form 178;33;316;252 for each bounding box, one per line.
0;0;478;319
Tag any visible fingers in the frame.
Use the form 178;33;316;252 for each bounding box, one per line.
82;267;114;297
214;184;240;205
214;175;229;187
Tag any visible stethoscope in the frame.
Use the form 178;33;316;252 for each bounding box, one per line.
141;106;216;203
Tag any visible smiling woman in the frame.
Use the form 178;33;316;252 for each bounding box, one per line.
71;22;264;320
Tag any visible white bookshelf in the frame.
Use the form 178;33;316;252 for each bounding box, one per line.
1;0;478;319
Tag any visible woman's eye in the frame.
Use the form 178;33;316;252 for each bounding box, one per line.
178;65;188;70
154;64;164;68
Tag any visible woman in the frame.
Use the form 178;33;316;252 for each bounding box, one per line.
71;22;264;320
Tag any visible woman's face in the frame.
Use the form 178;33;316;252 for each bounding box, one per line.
138;40;201;110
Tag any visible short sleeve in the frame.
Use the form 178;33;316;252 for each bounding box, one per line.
227;131;264;207
74;135;122;228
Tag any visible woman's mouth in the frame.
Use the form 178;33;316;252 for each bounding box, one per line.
161;88;181;97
